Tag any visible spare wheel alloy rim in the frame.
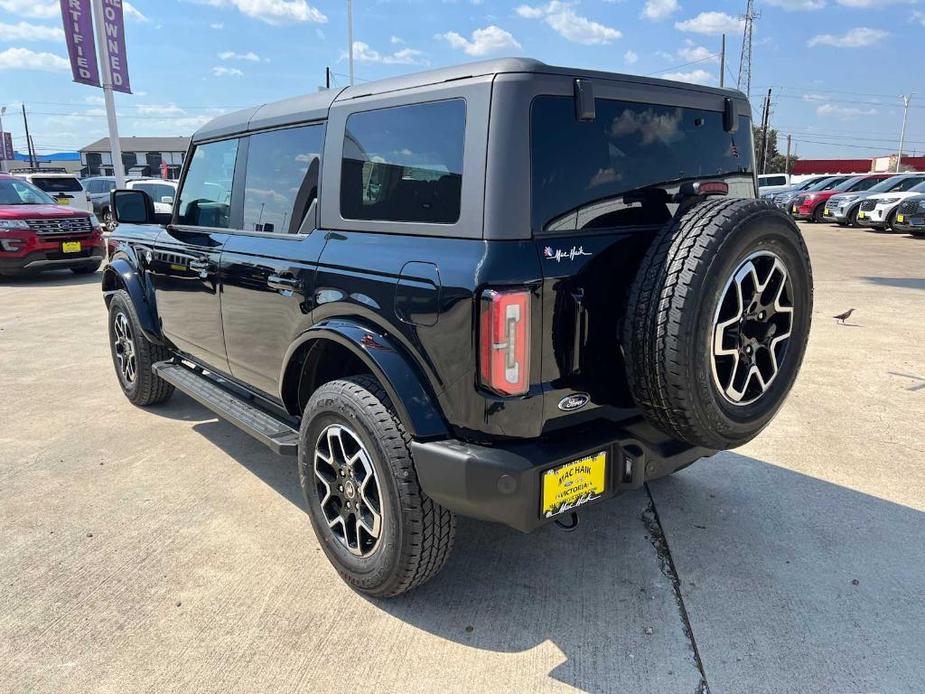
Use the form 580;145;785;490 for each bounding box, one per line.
313;424;383;557
711;250;794;406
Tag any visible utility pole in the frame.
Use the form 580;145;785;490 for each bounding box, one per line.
325;66;331;89
91;0;125;186
737;0;758;97
758;89;772;174
0;106;6;172
720;33;726;88
21;104;36;169
896;94;911;173
785;133;792;174
29;136;38;169
347;0;354;86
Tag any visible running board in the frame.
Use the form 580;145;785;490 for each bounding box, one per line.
153;362;299;456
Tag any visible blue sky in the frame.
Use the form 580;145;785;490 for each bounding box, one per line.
0;0;922;160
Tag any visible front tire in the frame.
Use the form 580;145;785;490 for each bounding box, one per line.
299;375;455;597
107;289;174;406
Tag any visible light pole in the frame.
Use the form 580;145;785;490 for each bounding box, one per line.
896;94;912;173
91;0;125;186
347;0;354;86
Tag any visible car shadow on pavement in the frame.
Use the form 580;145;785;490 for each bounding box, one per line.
143;399;925;692
860;276;925;291
0;269;101;287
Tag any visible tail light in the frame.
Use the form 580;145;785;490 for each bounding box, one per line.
479;289;531;396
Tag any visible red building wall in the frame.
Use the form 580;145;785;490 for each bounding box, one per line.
792;159;871;175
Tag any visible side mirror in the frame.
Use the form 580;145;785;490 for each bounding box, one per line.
160;195;174;204
111;189;156;224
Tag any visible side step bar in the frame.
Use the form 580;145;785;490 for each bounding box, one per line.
153;362;300;456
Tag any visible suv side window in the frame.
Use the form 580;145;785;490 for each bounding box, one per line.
340;99;465;224
243;124;324;234
133;182;175;202
176;138;239;228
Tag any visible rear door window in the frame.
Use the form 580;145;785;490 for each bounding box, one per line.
31;177;83;193
242;124;324;234
340;99;465;224
530;96;754;232
176;138;239;228
133;183;175;202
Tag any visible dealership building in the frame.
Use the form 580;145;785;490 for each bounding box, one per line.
79;136;190;179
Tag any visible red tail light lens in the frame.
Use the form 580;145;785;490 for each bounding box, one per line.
479;289;531;396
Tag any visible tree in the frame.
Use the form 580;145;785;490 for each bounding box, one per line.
753;126;799;174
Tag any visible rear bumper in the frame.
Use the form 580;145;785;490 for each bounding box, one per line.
411;418;712;533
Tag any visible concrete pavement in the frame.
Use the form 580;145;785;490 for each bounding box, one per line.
0;223;923;693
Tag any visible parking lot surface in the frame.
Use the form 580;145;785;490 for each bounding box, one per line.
1;224;923;693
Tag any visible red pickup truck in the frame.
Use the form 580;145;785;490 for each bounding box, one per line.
0;173;104;277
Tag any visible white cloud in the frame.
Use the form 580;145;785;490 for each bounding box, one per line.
0;0;58;18
212;66;244;77
123;2;148;22
390;35;405;44
915;10;925;24
643;0;680;21
210;22;224;29
0;46;68;71
807;26;888;47
765;0;826;8
802;93;826;101
624;49;638;64
194;0;327;25
516;1;621;44
218;50;262;61
659;68;715;84
676;39;718;62
816;103;878;118
136;104;187;116
838;0;917;6
438;25;521;55
0;21;62;41
675;11;743;35
350;41;427;65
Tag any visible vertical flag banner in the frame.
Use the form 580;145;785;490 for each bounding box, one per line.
60;0;101;87
101;0;132;94
1;132;13;161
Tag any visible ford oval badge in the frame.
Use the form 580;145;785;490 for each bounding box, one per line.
558;393;590;412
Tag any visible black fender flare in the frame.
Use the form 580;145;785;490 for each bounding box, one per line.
102;257;161;341
281;319;449;440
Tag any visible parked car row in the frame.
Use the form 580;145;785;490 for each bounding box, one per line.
763;172;925;236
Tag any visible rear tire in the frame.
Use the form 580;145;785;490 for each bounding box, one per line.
107;289;174;406
299;375;455;597
623;198;813;450
811;204;824;223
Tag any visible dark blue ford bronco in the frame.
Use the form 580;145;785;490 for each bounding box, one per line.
103;59;812;597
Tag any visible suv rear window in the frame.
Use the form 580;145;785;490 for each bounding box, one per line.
340;99;465;224
531;96;754;232
31;177;83;193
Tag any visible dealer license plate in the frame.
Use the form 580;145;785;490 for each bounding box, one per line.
858;211;867;219
897;214;905;223
56;197;70;206
541;451;606;518
824;208;830;216
62;241;81;253
792;205;798;213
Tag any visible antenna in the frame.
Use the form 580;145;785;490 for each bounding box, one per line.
737;0;759;97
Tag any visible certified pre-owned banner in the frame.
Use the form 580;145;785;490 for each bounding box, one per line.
101;0;132;94
60;0;100;87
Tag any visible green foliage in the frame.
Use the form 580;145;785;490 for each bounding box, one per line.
753;126;799;174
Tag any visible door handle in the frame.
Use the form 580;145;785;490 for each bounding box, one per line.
188;259;209;278
267;273;301;294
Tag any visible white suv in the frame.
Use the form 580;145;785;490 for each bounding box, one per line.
11;170;92;212
126;179;177;215
857;176;925;231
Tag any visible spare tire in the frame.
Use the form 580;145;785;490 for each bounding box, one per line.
623;197;812;450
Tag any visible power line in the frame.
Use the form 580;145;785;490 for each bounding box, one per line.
646;54;720;77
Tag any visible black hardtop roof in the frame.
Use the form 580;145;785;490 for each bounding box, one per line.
192;57;748;143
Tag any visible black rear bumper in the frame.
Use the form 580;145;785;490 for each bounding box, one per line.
411;418;713;533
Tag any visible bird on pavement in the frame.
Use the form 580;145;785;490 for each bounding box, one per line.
834;308;855;324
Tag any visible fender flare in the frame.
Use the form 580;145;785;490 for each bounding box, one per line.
102;257;161;341
281;319;449;440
